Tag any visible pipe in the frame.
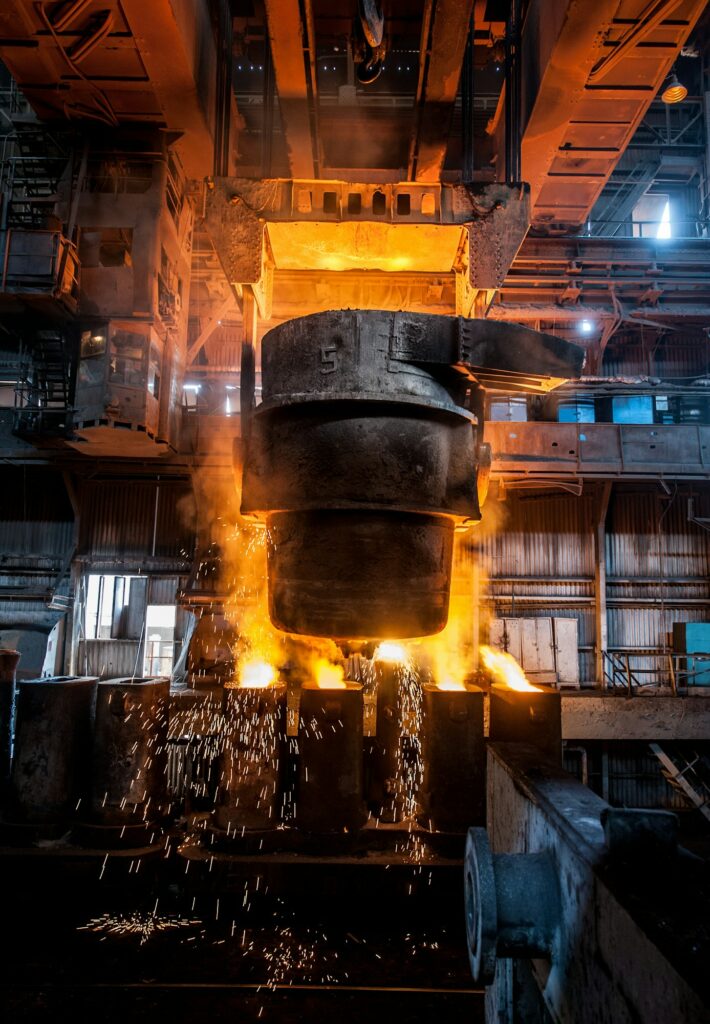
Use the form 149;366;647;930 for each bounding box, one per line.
0;649;20;787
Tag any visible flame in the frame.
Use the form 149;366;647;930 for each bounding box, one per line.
313;658;346;689
436;679;466;691
374;642;408;664
420;538;472;691
239;659;276;688
479;645;540;692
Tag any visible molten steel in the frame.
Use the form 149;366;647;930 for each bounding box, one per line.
239;659;277;688
313;658;346;689
374;642;408;664
436;679;467;691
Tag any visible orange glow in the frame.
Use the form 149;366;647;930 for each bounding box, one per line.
374;642;408;664
479;645;540;692
313;658;346;689
239;659;276;688
436;679;466;691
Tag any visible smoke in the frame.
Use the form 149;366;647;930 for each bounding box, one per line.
182;431;344;687
412;482;509;684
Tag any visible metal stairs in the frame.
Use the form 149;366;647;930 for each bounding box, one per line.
13;330;75;439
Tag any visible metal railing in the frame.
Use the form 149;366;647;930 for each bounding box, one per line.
602;649;710;694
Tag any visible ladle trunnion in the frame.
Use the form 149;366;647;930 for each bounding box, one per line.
240;310;583;640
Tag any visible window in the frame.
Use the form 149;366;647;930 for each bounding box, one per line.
109;325;147;389
85;574;146;640
632;194;669;238
144;605;177;677
84;574;178;678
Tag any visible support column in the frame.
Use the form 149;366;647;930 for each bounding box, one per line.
594;481;612;687
240;286;258;450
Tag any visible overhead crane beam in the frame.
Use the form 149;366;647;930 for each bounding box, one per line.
263;0;320;179
408;0;475;182
515;0;708;231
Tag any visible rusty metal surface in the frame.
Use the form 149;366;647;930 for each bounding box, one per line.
263;0;319;178
366;662;403;821
419;684;485;833
267;510;455;639
241;309;581;639
214;685;286;832
408;0;475;182
488;686;562;762
88;676;169;827
518;0;708;231
486;422;710;483
7;676;98;824
0;0;222;178
296;684;365;833
204;180;533;306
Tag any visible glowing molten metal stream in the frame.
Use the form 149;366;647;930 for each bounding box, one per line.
479;645;541;692
374;642;408;664
239;660;277;688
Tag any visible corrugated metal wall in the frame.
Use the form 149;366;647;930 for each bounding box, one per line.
481;483;710;685
602;331;709;378
480;491;597;682
0;468;74;677
0;467;73;562
78;479;195;564
77;638;141;679
606;485;710;682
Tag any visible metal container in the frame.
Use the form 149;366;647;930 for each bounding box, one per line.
0;649;20;787
296;682;365;833
8;676;98;824
214;683;286;832
89;676;169;826
241;310;583;639
419;683;485;832
489;684;562;762
242;311;479;639
366;661;404;821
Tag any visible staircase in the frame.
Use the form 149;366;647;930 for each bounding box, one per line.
13;330;75;439
0;124;71;230
591;159;661;238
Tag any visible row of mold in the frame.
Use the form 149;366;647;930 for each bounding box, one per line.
0;650;488;844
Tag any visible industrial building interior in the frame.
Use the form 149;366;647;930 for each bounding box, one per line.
1;0;710;1021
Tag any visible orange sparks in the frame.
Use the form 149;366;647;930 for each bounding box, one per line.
239;660;276;688
313;658;346;689
479;645;540;692
374;642;408;664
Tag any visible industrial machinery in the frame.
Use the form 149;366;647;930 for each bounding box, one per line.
241;309;584;639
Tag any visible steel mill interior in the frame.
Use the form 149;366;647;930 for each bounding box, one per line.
1;2;710;1022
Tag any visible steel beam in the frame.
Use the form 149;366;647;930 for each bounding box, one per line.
263;0;319;178
516;0;708;230
485;422;710;482
594;482;612;685
408;0;475;182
